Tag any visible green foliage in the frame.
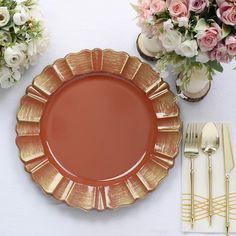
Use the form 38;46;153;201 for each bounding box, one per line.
22;0;37;7
156;52;222;88
222;24;231;39
207;60;223;72
155;10;170;23
16;20;43;42
0;0;17;10
130;3;140;13
131;0;233;86
194;18;209;32
0;0;42;46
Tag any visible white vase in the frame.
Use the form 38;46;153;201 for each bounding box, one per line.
136;33;163;61
176;66;211;102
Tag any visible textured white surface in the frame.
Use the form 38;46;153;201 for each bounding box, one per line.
0;0;236;235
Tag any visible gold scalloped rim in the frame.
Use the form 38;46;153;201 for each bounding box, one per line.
16;49;182;211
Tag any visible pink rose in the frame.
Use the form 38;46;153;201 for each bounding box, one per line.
209;43;233;63
168;0;189;22
216;0;224;6
138;0;153;20
217;0;236;6
150;0;167;14
190;0;209;13
217;2;236;26
138;0;152;9
140;10;153;20
208;48;217;61
197;23;222;52
225;36;236;56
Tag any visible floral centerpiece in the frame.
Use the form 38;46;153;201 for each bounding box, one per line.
0;0;48;88
133;0;236;100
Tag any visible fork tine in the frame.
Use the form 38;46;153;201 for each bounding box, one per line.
190;123;194;146
193;123;196;147
196;124;199;145
196;124;199;147
185;123;191;145
184;122;199;229
185;123;199;148
194;123;199;148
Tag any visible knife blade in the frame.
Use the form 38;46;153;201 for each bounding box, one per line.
222;124;235;236
222;124;234;175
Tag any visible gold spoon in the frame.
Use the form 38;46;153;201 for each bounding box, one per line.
201;122;220;226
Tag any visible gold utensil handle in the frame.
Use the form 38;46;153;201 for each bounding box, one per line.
208;154;213;225
190;157;195;229
225;175;230;236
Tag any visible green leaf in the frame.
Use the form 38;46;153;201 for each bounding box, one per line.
207;67;214;80
0;0;17;9
194;18;209;32
222;24;231;38
155;10;169;18
207;60;223;72
206;19;216;24
130;3;140;12
22;0;37;7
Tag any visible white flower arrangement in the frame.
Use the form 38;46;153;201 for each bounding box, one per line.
0;0;49;88
133;0;236;87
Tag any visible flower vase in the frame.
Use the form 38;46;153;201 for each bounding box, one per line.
176;67;211;102
136;33;163;61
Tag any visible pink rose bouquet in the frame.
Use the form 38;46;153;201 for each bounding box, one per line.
132;0;236;85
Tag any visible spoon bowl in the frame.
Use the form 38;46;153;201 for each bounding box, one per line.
201;122;220;226
201;122;220;155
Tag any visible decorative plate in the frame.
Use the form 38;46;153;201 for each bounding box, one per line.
16;49;181;211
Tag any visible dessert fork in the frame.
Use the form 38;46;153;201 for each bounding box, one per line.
184;123;200;229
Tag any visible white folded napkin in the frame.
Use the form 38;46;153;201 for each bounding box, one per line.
182;123;236;233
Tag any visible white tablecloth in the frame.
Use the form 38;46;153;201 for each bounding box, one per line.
0;1;236;235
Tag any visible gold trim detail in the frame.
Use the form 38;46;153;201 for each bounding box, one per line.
182;193;236;222
16;49;182;210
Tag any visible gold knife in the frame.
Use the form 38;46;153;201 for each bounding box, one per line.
222;124;235;236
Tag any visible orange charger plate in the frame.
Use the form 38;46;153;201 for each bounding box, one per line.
16;49;182;211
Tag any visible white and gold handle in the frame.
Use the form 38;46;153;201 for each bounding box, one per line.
225;175;230;236
222;124;234;236
190;157;195;229
208;154;213;225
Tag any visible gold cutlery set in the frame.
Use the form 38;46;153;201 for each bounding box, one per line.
184;123;235;235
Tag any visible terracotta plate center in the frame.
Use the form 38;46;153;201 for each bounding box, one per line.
40;73;157;184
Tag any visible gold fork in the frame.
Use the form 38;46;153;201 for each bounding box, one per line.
184;123;200;229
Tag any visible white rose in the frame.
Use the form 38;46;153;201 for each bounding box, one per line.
13;5;30;26
1;79;13;88
12;68;21;81
177;17;189;28
27;32;49;65
196;51;209;63
176;39;198;58
4;43;26;68
0;7;10;27
13;13;28;25
159;30;182;52
30;7;42;20
0;31;12;45
163;19;174;31
0;66;12;88
27;41;38;65
36;31;50;54
0;66;11;83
